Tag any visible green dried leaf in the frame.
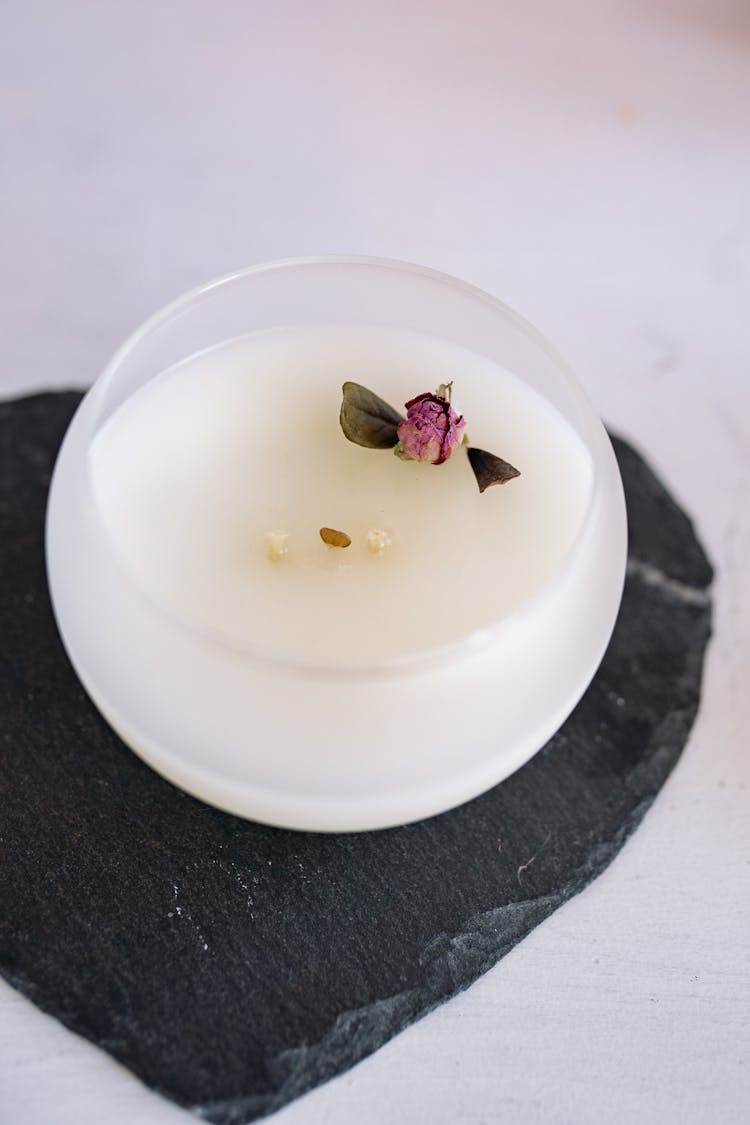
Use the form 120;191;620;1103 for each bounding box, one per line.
340;382;404;449
467;446;521;493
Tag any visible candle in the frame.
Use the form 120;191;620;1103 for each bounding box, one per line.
89;325;592;666
47;258;626;831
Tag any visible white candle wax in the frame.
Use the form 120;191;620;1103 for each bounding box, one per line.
47;258;627;831
89;325;592;667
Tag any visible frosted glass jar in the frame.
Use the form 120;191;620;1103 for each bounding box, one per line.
46;257;627;831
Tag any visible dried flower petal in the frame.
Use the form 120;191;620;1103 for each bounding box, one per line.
320;527;352;548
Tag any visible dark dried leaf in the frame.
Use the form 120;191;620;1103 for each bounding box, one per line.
467;447;521;493
340;382;404;449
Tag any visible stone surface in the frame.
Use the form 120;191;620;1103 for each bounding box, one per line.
0;392;713;1124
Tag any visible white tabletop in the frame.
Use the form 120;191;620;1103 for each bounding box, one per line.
2;2;748;1122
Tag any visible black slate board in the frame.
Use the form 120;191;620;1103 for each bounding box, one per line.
0;392;713;1123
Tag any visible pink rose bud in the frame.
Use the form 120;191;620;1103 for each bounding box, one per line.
396;392;466;465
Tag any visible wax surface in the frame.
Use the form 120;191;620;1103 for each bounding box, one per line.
89;327;593;664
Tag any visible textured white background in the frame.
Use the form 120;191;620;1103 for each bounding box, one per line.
1;2;748;1123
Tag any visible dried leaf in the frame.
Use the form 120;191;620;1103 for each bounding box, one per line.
466;447;521;493
340;382;404;449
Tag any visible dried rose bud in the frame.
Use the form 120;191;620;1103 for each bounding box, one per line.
395;391;466;465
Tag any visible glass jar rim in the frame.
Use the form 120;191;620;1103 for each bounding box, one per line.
81;255;613;679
